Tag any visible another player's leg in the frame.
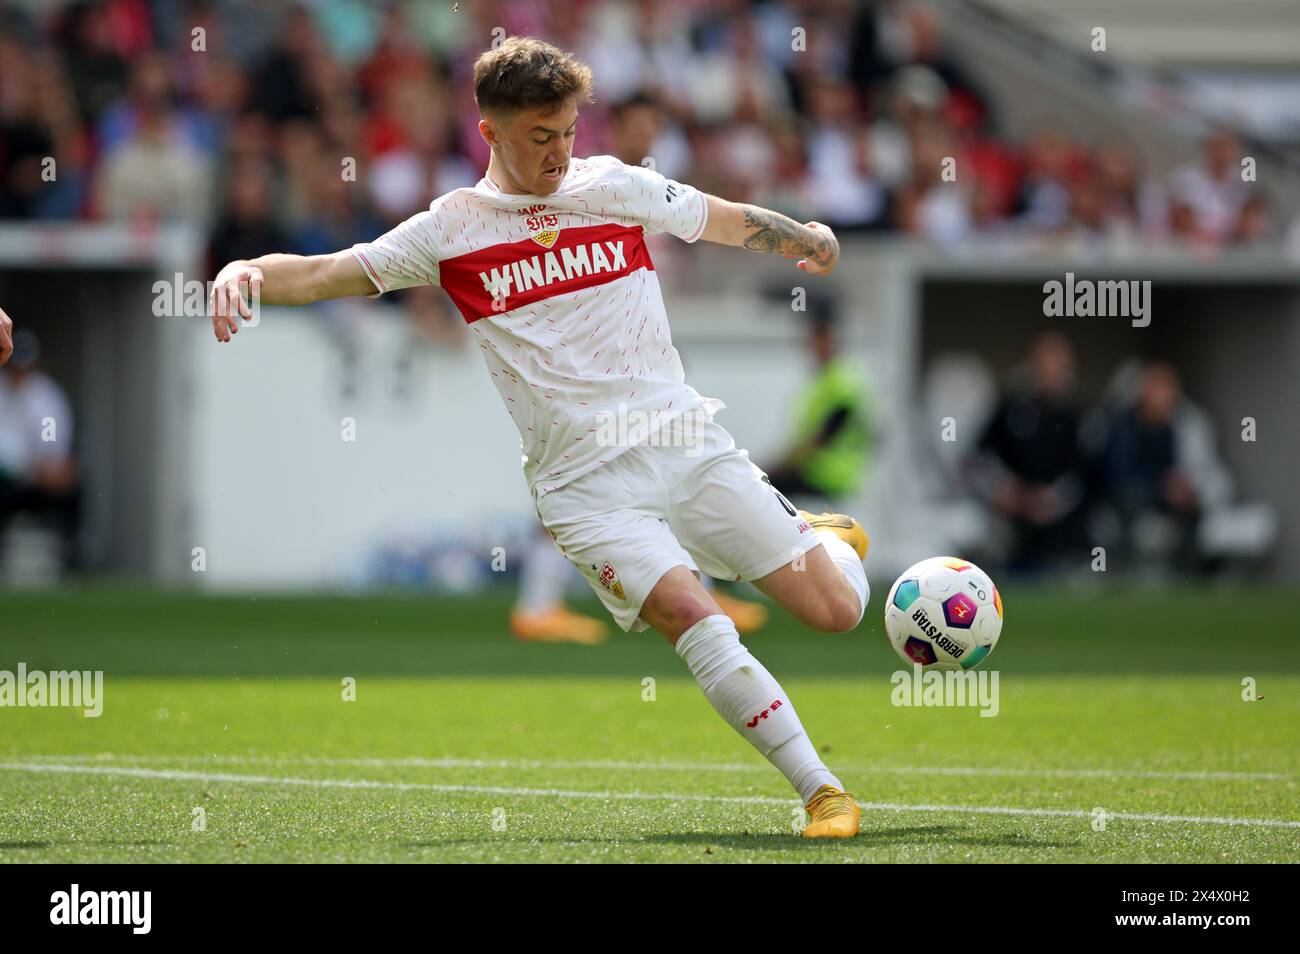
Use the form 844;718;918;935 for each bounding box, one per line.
509;524;608;645
639;568;860;838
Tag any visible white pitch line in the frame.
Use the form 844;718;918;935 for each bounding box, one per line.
2;761;1298;830
14;753;1296;783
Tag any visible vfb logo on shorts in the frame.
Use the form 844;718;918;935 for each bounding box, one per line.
594;560;626;600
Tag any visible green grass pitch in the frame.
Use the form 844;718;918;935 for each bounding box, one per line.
1;584;1297;863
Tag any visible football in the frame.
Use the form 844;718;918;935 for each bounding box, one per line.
884;557;1003;671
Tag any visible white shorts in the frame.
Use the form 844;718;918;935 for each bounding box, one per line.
533;419;818;632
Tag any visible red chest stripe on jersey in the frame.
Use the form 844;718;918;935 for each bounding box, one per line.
439;223;654;323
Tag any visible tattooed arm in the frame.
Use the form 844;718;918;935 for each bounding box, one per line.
699;195;839;275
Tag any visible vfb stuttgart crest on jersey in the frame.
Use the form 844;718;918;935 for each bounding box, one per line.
594;560;625;600
522;206;561;248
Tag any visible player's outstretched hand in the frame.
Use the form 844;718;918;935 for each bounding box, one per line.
209;261;263;343
794;222;839;276
0;306;12;367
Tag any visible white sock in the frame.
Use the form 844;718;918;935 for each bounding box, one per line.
675;614;842;803
815;529;869;627
516;530;572;612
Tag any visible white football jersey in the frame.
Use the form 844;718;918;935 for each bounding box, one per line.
351;154;721;495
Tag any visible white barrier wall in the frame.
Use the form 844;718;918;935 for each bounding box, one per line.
185;303;529;586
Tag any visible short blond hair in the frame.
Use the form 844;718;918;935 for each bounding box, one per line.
472;36;595;116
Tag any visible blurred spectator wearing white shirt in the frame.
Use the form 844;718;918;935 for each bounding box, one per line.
1165;130;1249;245
0;330;79;571
803;75;885;229
609;91;691;182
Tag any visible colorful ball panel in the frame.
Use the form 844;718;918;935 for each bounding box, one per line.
903;636;937;666
943;592;978;629
893;579;920;611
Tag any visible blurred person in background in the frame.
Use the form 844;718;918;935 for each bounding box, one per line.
367;74;477;223
1167;194;1206;248
1228;190;1275;246
248;4;326;123
0;329;80;572
780;0;857;112
972;333;1091;573
609;90;661;167
1057;158;1128;253
878;0;985;114
275;119;331;230
1093;138;1161;242
93;51;213;224
867;64;948;195
766;295;873;511
1099;362;1232;570
206;157;289;271
1164;129;1249;247
893;112;970;244
581;0;695;116
0;40;89;219
290;149;383;256
54;0;142;128
97;49;214;156
687;22;785;206
607;89;689;180
1015;125;1084;235
752;120;816;226
802;74;885;230
689;9;792;129
357;5;442;102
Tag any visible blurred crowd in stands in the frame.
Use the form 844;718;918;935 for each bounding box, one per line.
0;0;1292;265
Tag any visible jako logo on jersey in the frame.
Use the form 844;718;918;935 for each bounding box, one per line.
746;698;783;728
440;223;654;323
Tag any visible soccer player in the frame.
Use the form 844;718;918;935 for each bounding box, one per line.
209;37;870;838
